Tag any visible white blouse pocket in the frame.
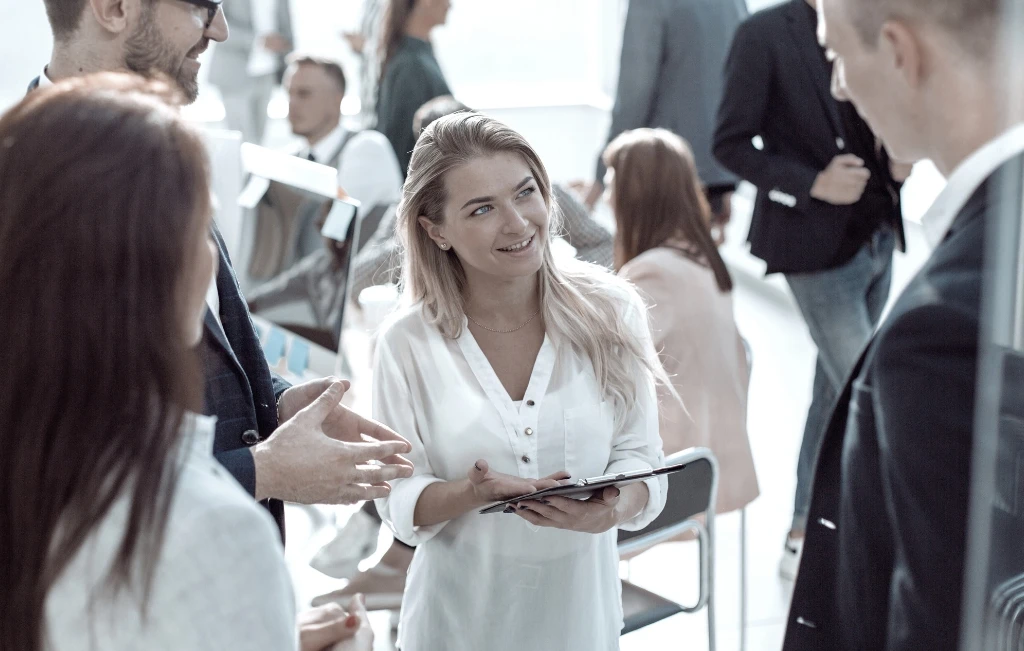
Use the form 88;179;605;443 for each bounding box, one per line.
563;402;615;480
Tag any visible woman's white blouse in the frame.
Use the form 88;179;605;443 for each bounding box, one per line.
374;293;667;651
44;414;297;651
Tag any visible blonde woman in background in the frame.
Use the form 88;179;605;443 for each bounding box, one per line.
372;113;669;651
605;127;759;517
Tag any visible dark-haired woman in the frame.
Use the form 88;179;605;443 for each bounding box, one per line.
605;128;760;516
375;0;451;176
0;74;371;651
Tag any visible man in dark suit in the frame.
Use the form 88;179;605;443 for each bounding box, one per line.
33;0;414;645
783;0;1024;647
713;0;908;578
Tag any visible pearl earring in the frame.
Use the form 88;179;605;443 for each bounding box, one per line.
440;243;449;250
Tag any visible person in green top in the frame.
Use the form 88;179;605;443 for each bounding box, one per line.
375;0;452;176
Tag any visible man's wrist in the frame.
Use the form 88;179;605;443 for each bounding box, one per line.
251;442;274;502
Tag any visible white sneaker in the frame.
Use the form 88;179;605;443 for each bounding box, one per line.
779;535;804;581
309;509;380;580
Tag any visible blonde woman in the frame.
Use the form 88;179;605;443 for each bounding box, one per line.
373;113;668;651
605;128;759;517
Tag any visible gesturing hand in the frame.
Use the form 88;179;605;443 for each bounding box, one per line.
810;154;871;205
279;377;414;471
514;486;624;534
253;382;414;504
467;459;570;505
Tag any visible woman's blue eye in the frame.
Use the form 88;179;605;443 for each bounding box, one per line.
517;187;536;199
471;205;492;216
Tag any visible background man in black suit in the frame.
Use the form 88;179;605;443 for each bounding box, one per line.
32;0;414;646
784;0;1024;647
713;0;909;578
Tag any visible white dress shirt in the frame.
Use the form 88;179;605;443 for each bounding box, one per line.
922;123;1024;248
45;414;297;650
304;124;403;222
374;291;667;651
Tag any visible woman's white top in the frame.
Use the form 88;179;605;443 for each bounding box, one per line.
44;414;297;651
374;291;667;651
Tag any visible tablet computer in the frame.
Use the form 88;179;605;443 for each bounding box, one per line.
479;461;690;514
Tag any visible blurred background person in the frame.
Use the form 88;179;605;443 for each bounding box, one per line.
210;0;294;144
606;128;759;517
0;73;371;651
248;54;403;282
342;0;387;128
714;0;907;579
376;0;451;176
373;112;667;651
288;54;402;255
582;0;747;236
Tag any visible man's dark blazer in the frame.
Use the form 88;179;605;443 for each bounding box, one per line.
29;74;290;536
205;228;290;539
783;153;1024;650
712;0;904;275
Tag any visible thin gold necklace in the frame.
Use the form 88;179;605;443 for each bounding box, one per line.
466;309;541;334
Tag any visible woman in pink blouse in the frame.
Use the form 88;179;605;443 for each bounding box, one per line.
605;128;760;516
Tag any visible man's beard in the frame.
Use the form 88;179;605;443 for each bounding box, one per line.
123;10;203;103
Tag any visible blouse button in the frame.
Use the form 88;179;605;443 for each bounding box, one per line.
524;427;533;436
526;400;535;407
522;455;531;463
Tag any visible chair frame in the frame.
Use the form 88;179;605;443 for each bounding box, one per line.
619;447;719;651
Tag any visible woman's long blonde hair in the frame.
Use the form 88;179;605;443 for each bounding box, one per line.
397;112;674;425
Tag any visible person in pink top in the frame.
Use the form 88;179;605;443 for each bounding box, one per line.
605;127;760;516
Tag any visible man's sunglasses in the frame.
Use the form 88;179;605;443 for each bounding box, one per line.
180;0;222;28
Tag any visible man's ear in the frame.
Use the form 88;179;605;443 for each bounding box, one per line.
418;216;448;249
881;19;924;90
87;0;135;35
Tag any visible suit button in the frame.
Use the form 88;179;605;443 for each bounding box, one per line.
522;455;531;463
524;427;533;436
526;400;535;407
836;137;845;149
241;429;260;446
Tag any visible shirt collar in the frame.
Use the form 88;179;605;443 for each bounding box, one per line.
922;123;1024;248
181;411;218;463
306;123;347;165
38;67;54;88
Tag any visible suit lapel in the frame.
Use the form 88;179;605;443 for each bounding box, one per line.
204;227;250;384
786;0;844;141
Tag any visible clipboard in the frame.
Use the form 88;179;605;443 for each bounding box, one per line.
479;461;690;514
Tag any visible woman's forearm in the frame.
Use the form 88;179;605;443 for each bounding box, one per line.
613;482;650;526
413;479;484;527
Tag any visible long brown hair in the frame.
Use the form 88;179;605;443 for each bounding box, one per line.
604;128;733;292
0;73;209;651
379;0;416;81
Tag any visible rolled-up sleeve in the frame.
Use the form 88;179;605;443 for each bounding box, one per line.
608;291;668;531
372;333;446;545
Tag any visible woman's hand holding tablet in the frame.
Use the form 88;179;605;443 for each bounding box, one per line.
467;459;571;505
